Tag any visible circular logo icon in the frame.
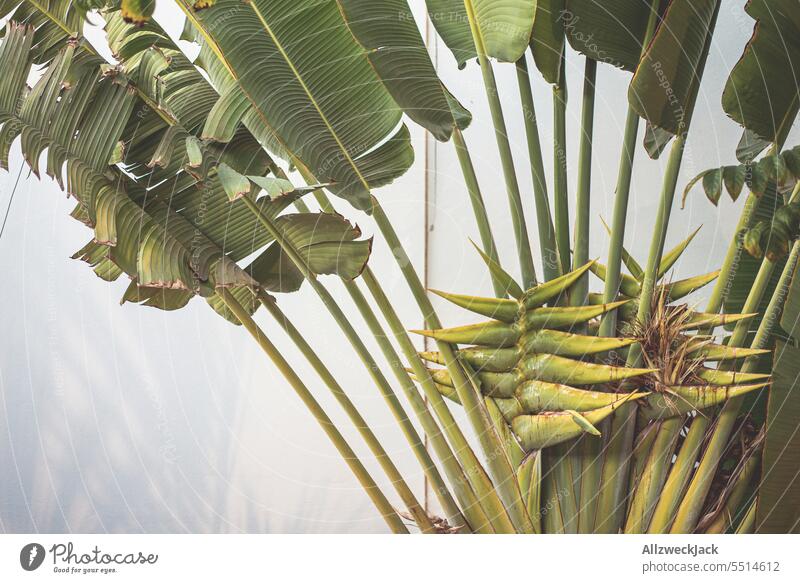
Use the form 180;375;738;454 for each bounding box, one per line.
20;543;46;571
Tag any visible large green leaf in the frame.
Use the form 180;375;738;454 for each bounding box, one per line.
0;0;84;63
425;0;536;65
181;0;414;212
530;0;565;85
757;260;800;533
104;10;272;180
247;212;373;293
425;0;476;68
0;15;361;326
337;0;471;141
628;0;719;135
564;0;653;72
469;0;535;63
722;0;800;144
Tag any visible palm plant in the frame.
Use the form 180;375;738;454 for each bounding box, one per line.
1;0;799;533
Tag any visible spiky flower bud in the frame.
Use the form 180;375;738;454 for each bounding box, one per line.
411;258;768;452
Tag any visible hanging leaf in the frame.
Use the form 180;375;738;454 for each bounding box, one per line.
249;175;323;199
246;213;373;293
643;123;674;160
563;0;654;72
1;0;85;64
530;0;565;85
217;162;252;201
683;145;800;207
722;0;800;144
185;136;203;167
424;0;476;69
469;0;535;63
185;0;415;213
338;0;471;142
701;167;724;205
628;0;719;135
737;128;772;163
723;164;747;202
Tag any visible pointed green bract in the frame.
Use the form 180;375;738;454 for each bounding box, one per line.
471;240;525;299
419;347;522;373
689;343;770;362
589;261;641;297
523;261;595;308
659;226;701;277
642;383;770;421
430;289;519;323
520;354;654;386
524;301;629;330
662;270;720;301
696;368;770;386
513;394;647;451
521;329;635;357
412;320;520;347
516;381;640;413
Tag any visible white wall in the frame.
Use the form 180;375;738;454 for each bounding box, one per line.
0;1;796;533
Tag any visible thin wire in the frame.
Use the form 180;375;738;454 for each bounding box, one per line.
0;162;24;241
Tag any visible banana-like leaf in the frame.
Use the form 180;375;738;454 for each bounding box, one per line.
0;16;367;328
104;10;272;179
563;0;653;72
530;0;564;85
628;0;718;135
247;213;373;293
469;0;535;63
757;262;800;532
722;0;800;144
0;0;83;63
424;0;476;69
182;0;414;212
337;0;471;141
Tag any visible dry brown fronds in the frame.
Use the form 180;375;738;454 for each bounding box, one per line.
397;511;464;534
629;287;706;392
